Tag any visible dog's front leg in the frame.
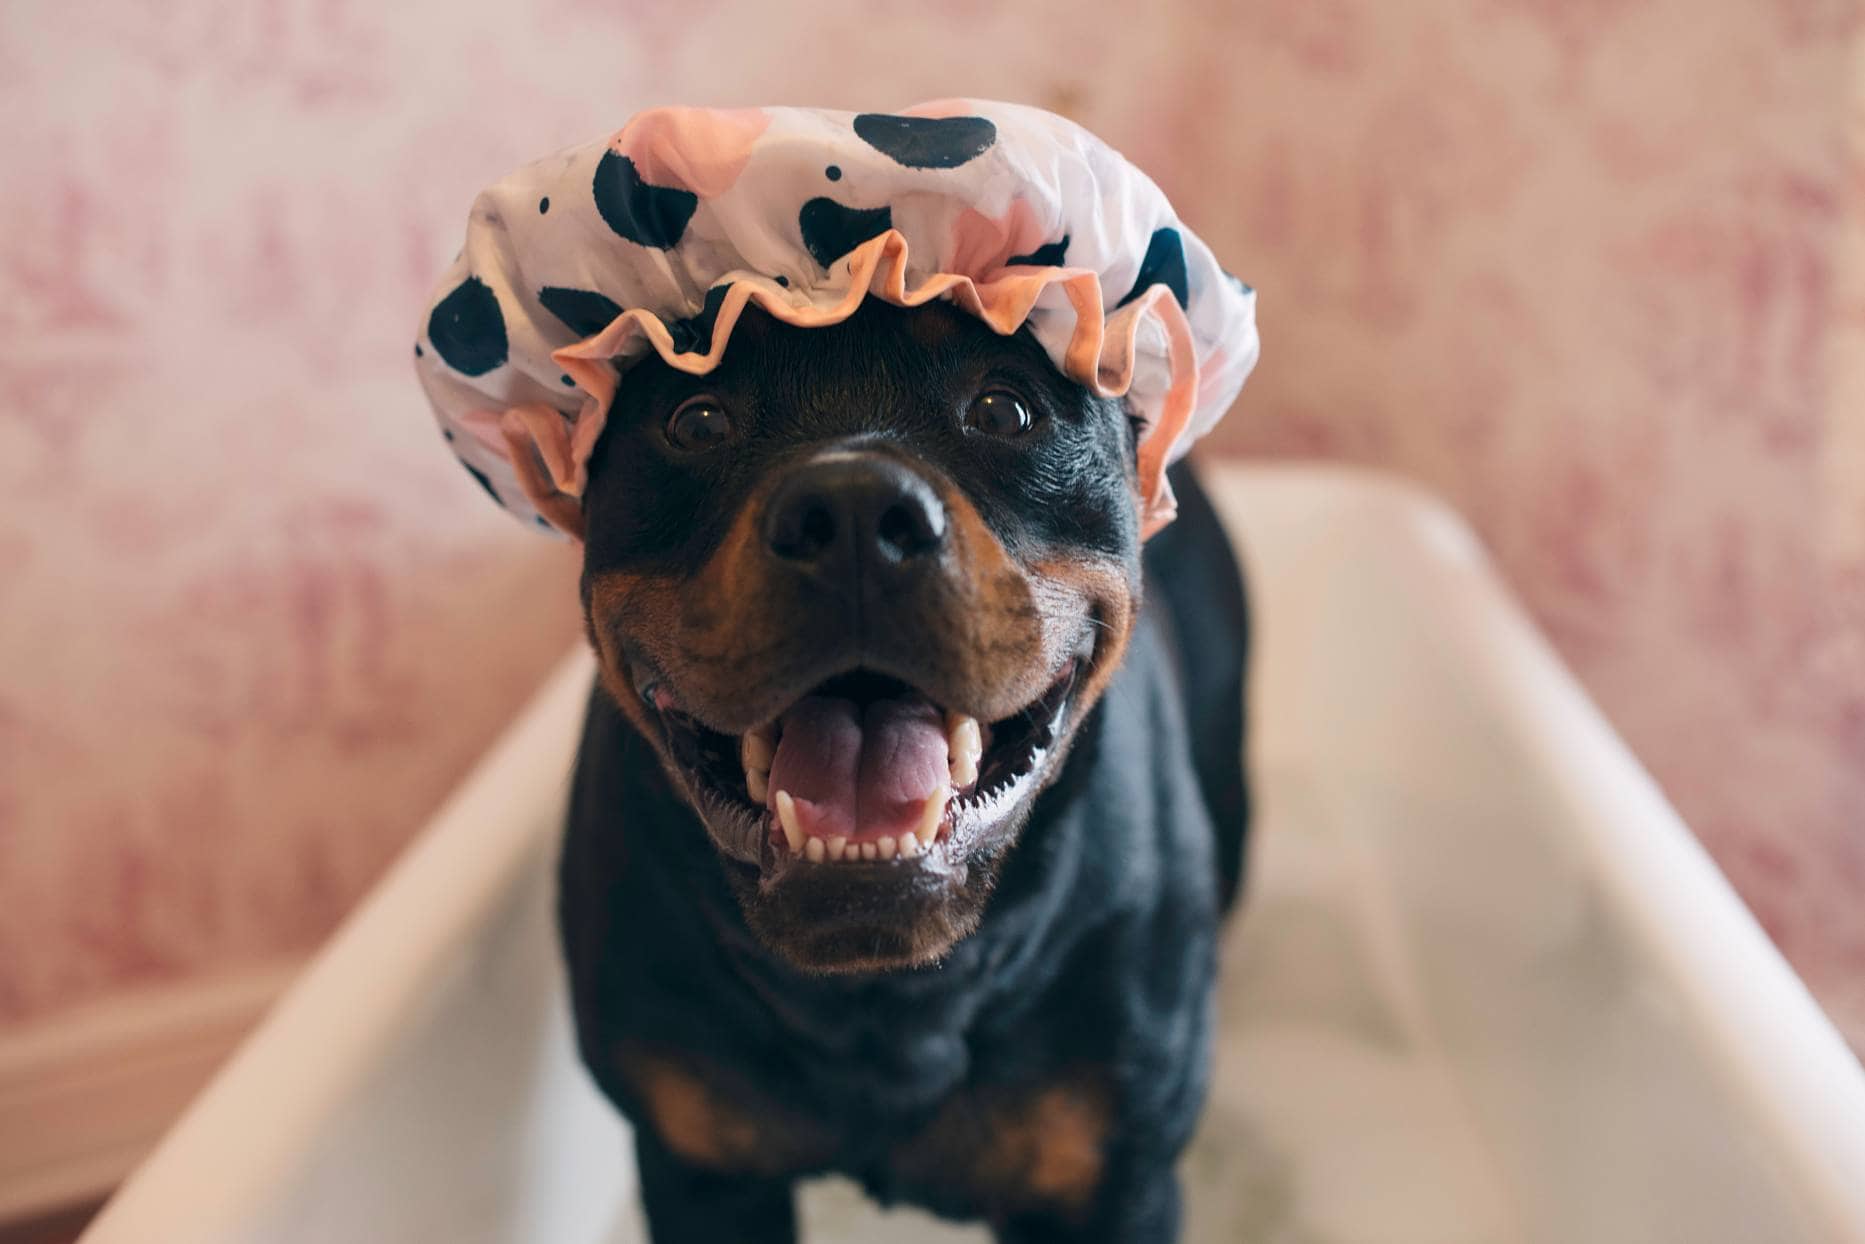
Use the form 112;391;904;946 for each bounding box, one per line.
633;1128;797;1244
996;1163;1181;1244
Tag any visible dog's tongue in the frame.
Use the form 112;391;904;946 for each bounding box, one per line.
766;696;949;842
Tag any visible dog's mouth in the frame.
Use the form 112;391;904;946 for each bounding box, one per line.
633;660;1082;879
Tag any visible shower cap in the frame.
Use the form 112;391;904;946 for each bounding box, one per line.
414;99;1259;539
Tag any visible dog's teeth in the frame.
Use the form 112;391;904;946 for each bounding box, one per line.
743;727;778;807
915;790;945;847
946;713;983;788
859;842;878;861
805;836;825;863
897;832;921;858
741;729;775;773
774;790;805;854
827;836;848;861
877;835;896;861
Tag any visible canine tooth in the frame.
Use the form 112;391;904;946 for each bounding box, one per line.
774;790;805;854
805;836;825;863
741;730;775;773
746;768;768;803
946;713;983;788
860;842;878;861
877;835;896;860
897;832;921;858
915;790;945;846
827;836;848;861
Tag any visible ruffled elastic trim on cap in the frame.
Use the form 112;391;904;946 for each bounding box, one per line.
503;228;1198;541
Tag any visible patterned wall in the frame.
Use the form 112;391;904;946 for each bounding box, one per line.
1177;0;1865;1046
1;0;1859;1048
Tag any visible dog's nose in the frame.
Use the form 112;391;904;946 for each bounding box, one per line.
763;452;948;583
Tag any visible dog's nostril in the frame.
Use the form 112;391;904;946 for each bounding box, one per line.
876;497;944;561
798;505;836;555
769;495;838;561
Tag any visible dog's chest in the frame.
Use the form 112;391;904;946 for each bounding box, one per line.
617;1041;1112;1222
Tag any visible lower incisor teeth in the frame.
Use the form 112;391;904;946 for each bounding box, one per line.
898;832;921;858
805;837;825;862
828;836;847;861
877;836;896;860
860;842;877;861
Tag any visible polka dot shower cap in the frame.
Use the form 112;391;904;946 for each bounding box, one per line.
414;99;1259;539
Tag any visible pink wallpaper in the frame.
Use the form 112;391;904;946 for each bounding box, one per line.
1;0;1859;1049
1174;0;1865;1047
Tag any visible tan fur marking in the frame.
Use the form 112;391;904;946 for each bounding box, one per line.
892;1075;1113;1220
584;469;1075;731
621;1047;835;1174
634;1054;761;1169
1026;553;1138;726
992;1086;1110;1210
584;570;682;740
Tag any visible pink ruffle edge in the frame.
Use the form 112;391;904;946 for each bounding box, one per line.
482;228;1199;542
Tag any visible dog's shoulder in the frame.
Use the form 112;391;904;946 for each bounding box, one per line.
1139;459;1252;912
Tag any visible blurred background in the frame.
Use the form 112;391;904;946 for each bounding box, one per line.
1;0;1861;1232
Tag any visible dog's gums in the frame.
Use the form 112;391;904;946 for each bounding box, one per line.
630;655;1084;878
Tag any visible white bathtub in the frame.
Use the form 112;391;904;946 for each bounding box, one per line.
82;465;1865;1244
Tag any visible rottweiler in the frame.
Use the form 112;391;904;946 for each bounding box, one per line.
559;294;1250;1242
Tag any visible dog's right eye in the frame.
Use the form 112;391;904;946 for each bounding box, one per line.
664;397;733;453
965;390;1037;439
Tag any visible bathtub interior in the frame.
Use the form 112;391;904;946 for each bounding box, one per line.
181;768;1811;1244
81;466;1865;1244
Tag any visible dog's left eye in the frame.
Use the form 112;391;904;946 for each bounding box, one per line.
965;390;1037;438
664;397;733;452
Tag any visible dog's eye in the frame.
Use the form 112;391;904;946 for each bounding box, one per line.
664;397;733;452
965;390;1036;439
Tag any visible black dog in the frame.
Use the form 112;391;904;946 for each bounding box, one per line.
560;296;1249;1242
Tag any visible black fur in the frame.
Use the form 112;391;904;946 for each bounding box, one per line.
560;299;1250;1241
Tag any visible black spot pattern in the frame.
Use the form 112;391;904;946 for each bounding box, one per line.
592;151;698;249
1006;235;1069;267
852;113;997;169
799;198;893;269
538;286;626;338
561;373;576;386
427;276;508;376
774;274;789;288
1222;268;1254;296
1116;227;1189;310
414;343;424;357
539;196;551;214
461;459;502;504
665;284;733;355
825;164;842;181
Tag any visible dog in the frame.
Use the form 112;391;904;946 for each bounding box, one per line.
557;292;1250;1243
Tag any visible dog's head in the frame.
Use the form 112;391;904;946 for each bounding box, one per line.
580;297;1143;973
